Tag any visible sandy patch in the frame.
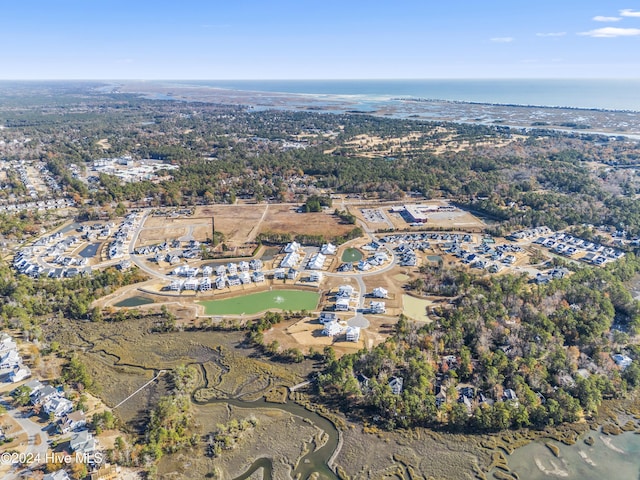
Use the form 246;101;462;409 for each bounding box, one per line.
402;294;433;322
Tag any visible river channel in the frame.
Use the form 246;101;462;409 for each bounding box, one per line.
192;395;339;479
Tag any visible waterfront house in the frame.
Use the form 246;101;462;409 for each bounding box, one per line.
70;430;98;454
60;410;87;433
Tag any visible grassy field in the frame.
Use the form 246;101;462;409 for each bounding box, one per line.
402;294;433;322
199;290;320;315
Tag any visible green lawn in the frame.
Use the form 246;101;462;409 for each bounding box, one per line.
341;247;363;263
199;290;320;315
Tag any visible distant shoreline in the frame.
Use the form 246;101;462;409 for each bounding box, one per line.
395;97;640;114
115;81;640;138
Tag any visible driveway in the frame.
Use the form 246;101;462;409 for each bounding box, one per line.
0;398;50;479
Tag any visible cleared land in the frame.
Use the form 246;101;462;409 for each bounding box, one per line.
402;294;433;322
260;204;356;237
262;315;392;357
139;204;356;250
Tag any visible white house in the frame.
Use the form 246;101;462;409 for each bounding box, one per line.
613;354;633;370
281;252;300;268
346;326;361;342
250;259;263;270
502;388;518;402
0;349;20;370
372;287;388;298
70;430;97;454
373;252;388;263
335;297;350;312
370;301;386;314
357;260;372;271
60;410;87;434
10;365;31;383
0;334;17;354
252;271;265;283
321;243;337;255
183;278;199;291
215;265;227;276
23;379;44;393
43;470;71;480
43;397;74;417
319;312;338;324
284;241;301;253
307;253;326;270
309;271;323;283
202;265;213;277
337;285;355;297
273;268;286;280
31;385;59;406
322;321;342;337
215;276;227;290
200;277;212;291
389;376;404;395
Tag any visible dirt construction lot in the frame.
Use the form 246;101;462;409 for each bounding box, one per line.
259;204;356;237
139;205;357;249
262;315;397;358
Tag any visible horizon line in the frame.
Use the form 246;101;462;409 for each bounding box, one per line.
1;77;640;82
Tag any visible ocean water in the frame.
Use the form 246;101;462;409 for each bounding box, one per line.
172;79;640;111
506;430;640;479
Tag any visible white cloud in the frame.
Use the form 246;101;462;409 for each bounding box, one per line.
491;37;513;43
593;16;621;22
579;27;640;37
536;32;566;37
620;9;640;17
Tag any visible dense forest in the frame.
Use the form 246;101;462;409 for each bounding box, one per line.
0;263;147;335
318;255;640;430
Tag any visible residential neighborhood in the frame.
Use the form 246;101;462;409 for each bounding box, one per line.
0;333;136;480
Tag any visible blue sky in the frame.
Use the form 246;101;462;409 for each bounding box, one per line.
1;0;639;79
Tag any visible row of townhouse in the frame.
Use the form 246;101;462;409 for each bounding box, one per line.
533;231;625;265
273;267;297;281
107;212;140;260
169;270;266;292
0;198;72;214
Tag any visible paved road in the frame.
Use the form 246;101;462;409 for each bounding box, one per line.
0;399;50;479
128;211;176;282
